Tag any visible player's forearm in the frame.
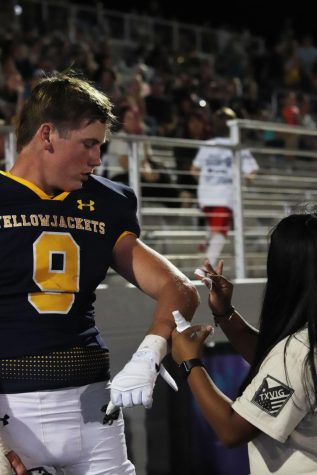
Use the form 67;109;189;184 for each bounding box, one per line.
148;280;200;339
215;310;258;364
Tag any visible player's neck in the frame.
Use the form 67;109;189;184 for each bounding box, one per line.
10;153;52;195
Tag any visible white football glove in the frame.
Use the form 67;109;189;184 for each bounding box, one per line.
107;334;177;415
110;349;159;409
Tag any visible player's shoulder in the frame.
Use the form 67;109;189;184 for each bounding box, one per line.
0;171;14;186
86;174;137;201
0;170;23;197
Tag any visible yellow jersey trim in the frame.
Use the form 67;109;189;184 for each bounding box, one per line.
0;171;70;201
115;231;137;246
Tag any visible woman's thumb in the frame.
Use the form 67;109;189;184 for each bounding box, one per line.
189;324;214;341
200;324;214;340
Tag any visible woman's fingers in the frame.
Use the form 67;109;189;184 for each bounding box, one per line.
177;324;213;340
172;325;214;363
195;259;231;293
203;258;223;275
216;259;224;275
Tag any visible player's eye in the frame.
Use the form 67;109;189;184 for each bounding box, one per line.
83;140;97;149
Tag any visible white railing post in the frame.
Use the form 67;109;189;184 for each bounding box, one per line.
228;120;246;279
128;139;142;226
4;128;16;170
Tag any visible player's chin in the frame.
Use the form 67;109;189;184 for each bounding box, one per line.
64;181;84;192
72;175;90;188
80;174;91;184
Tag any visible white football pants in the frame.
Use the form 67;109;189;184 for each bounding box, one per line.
0;381;135;474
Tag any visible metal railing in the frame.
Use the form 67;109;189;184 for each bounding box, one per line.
12;0;264;58
2;120;317;280
0;126;16;170
102;120;317;279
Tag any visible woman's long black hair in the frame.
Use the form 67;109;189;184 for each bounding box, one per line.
239;214;317;407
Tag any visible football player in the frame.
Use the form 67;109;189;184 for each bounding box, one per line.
0;72;199;474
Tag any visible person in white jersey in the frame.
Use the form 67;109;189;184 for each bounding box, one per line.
191;107;259;265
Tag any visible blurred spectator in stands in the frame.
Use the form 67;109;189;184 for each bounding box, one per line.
298;35;317;90
11;41;35;82
106;105;177;207
281;91;298;125
272;19;301;89
94;66;123;107
145;75;177;136
68;42;98;78
282;40;301;89
174;108;211;213
259;106;285;168
239;78;263;120
297;93;317;156
298;93;316;129
103;103;177;252
203;79;228;113
101;104;148;179
191;107;259;265
280;90;301;165
0;55;25;124
121;73;148;122
216;33;248;79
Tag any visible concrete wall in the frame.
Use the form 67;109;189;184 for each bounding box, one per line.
94;279;266;474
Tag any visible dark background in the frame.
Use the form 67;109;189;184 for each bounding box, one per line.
74;1;315;46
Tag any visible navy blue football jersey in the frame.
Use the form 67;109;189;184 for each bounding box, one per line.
0;171;140;358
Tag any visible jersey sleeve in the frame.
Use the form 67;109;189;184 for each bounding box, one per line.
232;336;312;443
117;184;141;239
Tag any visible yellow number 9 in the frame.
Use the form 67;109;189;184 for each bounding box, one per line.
29;231;80;314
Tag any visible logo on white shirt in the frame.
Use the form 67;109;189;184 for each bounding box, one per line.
251;375;294;417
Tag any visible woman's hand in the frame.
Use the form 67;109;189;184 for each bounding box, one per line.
171;324;213;365
195;259;233;316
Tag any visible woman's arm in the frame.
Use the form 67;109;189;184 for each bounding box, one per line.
172;325;259;447
213;310;258;365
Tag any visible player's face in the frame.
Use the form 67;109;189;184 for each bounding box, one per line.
48;120;107;193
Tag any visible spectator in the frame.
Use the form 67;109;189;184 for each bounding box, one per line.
191;107;259;265
101;104;150;180
174;109;211;212
145;76;176;136
297;93;317;157
280;91;301;165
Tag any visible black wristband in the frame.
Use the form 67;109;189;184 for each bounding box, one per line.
179;358;205;379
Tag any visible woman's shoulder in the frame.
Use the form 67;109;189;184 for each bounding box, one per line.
274;327;309;357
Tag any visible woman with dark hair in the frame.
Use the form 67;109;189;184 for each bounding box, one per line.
171;213;317;474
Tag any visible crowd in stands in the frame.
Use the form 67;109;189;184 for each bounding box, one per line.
1;1;317;164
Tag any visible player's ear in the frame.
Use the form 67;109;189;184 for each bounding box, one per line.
41;123;54;151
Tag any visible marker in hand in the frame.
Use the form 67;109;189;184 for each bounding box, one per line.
172;309;214;338
172;310;192;332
